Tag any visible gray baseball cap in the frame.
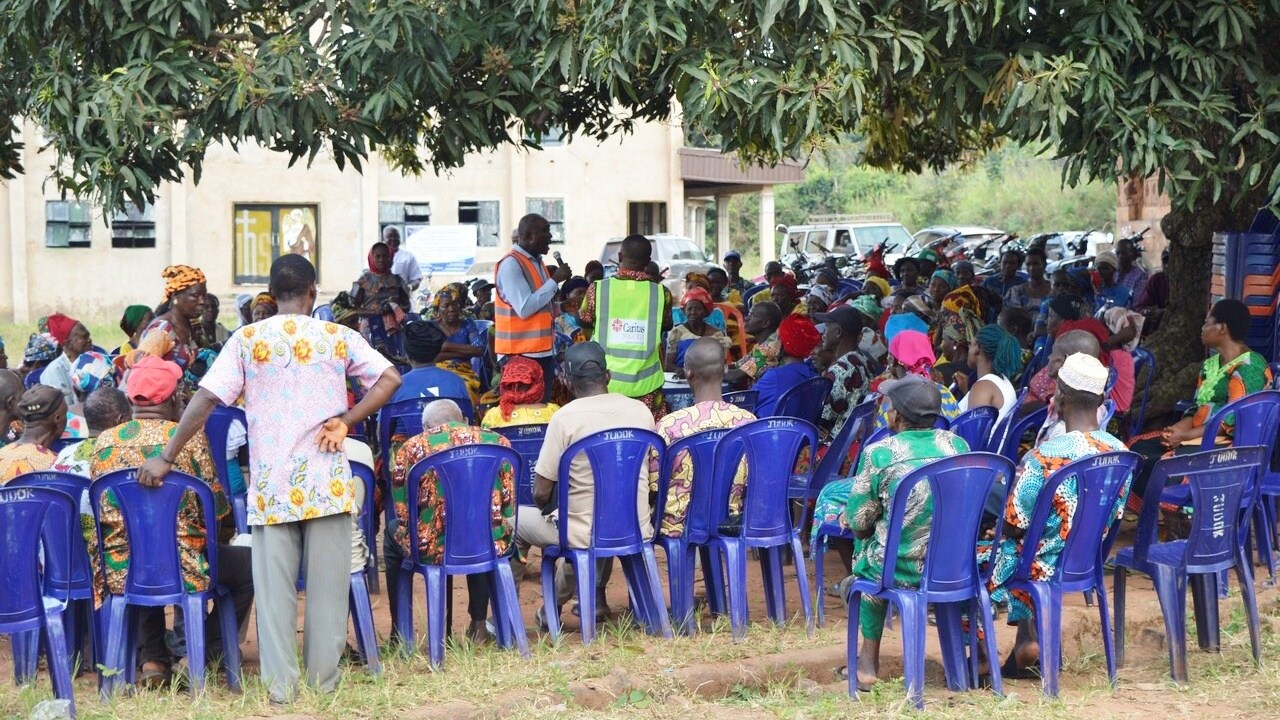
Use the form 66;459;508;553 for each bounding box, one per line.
879;374;942;424
563;341;607;377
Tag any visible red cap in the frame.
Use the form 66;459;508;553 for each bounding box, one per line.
127;355;183;406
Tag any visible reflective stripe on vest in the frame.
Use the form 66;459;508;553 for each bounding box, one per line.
494;250;553;354
598;277;664;396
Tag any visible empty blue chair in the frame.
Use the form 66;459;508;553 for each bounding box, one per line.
205;405;249;534
1127;347;1156;438
772;375;834;424
396;444;529;666
1114;446;1267;681
722;389;759;414
654;428;731;634
348;461;381;674
540;429;672;644
91;469;242;696
948;406;998;453
845;453;1016;708
8;472;98;676
493;424;549;507
0;485;77;715
1002;450;1142;697
707;418;818;640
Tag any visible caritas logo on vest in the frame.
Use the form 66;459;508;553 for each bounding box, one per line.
611;318;649;345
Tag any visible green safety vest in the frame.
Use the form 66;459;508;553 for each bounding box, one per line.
597;277;665;397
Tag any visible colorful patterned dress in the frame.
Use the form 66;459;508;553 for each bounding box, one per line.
0;442;56;482
845;429;969;639
979;429;1127;622
819;349;873;439
89;421;228;606
651;400;756;537
390;421;516;564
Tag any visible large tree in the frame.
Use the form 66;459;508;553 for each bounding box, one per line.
2;0;1277;412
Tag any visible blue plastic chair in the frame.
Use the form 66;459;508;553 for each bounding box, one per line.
0;485;77;715
8;473;99;676
90;469;242;697
664;385;695;413
948;406;998;453
654;428;732;634
396;444;529;666
1003;450;1142;697
706;418;818;640
1126;347;1156;438
493;424;549;507
348;461;381;673
742;284;768;306
23;369;40;389
1100;399;1117;427
723;389;759;414
1113;446;1267;682
986;388;1027;453
540;429;672;644
311;303;334;322
772;375;834;424
993;404;1048;464
48;437;77;454
377;396;475;526
205;405;249;534
845;453;1016;708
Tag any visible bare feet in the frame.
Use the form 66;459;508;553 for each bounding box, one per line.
465;619;490;645
856;646;880;691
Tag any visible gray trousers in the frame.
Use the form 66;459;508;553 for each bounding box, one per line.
252;512;352;703
515;506;612;608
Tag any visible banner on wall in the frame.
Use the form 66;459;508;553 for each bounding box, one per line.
404;224;477;274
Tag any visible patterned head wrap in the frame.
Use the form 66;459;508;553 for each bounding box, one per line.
162;265;207;300
852;295;883;323
931;269;958;291
251;293;277;314
888;330;936;378
684;272;712;292
498;355;545;421
71;351;115;395
23;333;59;364
1103;306;1145;353
681;287;715;311
431;284;466;310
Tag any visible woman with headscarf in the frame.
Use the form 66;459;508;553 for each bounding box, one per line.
1102;306;1144;414
927;269;957;307
235;293;254;327
674;272;729;331
250;292;278;323
351;241;412;315
117;305;154;355
431;285;487;407
664;287;731;374
931;284;984;385
137;265;208;378
956;325;1023;424
20;333;60;381
480;356;561;429
868;329;961;431
62;350;116;439
555;276;591;346
0;385;66;481
753;315;822;418
769;273;804;315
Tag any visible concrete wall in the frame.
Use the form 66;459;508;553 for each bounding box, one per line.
0;118;687;322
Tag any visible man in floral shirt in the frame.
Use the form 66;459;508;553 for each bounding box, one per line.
387;399;515;644
142;255;400;704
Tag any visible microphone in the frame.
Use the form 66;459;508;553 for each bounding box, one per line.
552;251;568;268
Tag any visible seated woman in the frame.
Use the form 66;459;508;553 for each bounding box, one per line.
926;269;957;308
932;285;984;386
116;305;154;355
249;293;277;323
955;325;1023;424
869;330;961;431
480;356;560;429
672;272;728;332
753;315;821;417
0;385;66;481
664;287;731;374
979;352;1125;678
1128;299;1272;508
431;286;487;407
554;277;591;346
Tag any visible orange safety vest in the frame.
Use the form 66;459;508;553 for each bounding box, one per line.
494;249;554;355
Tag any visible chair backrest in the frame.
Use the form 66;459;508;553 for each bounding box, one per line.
809;395;878;496
714;303;749;359
995;403;1048;463
349;460;378;559
1127;347;1156;437
948;406;998;452
1198;390;1280;451
742;284;768;306
722;389;759;414
1012;450;1142;587
1100;399;1116;427
48;437;77;454
493;424;548;506
1019;342;1051;386
205;405;248;498
772;375;834;423
712;418;818;546
0;486;76;630
1128;446;1267;573
90;469;219;602
556;428;665;552
23;369;40;389
987;387;1028;452
378;396;476;480
8;472;93;598
658;428;731;543
312;303;334;321
664;386;694;412
873;454;1016;602
1104;366;1117;395
405;443;521;573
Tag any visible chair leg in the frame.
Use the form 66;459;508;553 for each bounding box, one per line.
1234;556;1263;666
812;533;828;627
700;546;727;617
12;628;38;686
41;610;76;717
1113;567;1128;668
181;596;208;694
719;540;749;642
1188;573;1220;652
349;573;381;675
572;552;598;645
789;535;814;636
1094;579;1117;686
394;568;417;651
493;562;530;658
757;546;783;624
100;597;129;699
1151;566;1189;682
640;547;674;639
933;601;968;692
898;596;928;709
215;590;243;692
539;554;563;641
846;589;862;700
978;589;1004;698
662;540;695;634
1027;586;1062;698
424;567;447;667
617;555;655;634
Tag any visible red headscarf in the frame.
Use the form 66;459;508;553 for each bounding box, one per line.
778;315;821;359
770;273;800;297
681;287;715;310
367;242;391;276
1055;318;1111;366
44;313;78;346
498;356;545;420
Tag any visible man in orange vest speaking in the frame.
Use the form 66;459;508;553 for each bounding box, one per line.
495;213;572;400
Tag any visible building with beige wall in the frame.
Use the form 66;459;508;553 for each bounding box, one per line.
0;119;800;324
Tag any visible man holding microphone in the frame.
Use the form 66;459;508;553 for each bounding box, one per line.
494;213;571;400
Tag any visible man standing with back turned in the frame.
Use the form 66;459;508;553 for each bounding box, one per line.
495;214;572;401
139;255;401;704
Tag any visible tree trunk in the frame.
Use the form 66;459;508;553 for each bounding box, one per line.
1142;176;1271;419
